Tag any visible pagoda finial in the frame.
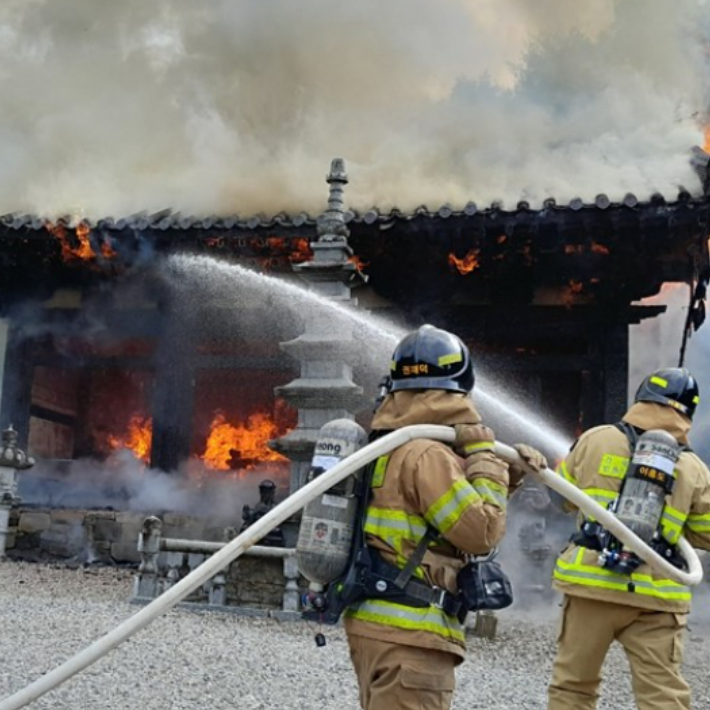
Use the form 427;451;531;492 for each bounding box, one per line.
316;158;350;242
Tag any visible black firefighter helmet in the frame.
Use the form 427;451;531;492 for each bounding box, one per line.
634;368;700;420
389;324;474;394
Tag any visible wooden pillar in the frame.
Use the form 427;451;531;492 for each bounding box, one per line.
0;321;34;447
602;322;629;423
150;321;195;471
580;366;604;431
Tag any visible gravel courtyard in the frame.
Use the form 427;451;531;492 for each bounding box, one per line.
1;560;708;710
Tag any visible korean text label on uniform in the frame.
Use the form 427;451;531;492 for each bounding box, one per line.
402;363;429;376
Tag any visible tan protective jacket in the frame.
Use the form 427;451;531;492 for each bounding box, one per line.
553;402;710;613
344;389;510;659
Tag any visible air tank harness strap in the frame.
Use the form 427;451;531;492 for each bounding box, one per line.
368;552;463;617
363;529;464;618
570;521;603;551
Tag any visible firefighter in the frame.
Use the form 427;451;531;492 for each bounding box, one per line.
343;324;547;710
547;367;710;710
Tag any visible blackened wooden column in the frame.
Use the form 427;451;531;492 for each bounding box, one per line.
602;322;629;423
273;158;365;495
149;307;196;472
0;319;33;447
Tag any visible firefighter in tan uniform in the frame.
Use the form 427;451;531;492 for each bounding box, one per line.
343;325;547;710
547;368;710;710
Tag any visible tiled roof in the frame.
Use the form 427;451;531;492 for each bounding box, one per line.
0;190;706;233
2;148;708;232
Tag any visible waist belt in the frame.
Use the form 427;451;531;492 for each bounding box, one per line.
368;551;464;618
572;524;687;571
571;526;602;551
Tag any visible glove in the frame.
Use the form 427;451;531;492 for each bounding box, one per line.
453;423;496;458
509;444;548;489
514;444;548;473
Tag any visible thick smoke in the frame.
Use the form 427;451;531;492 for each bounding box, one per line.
20;448;288;524
0;0;708;218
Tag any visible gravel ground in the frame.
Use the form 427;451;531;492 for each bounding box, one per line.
1;560;709;710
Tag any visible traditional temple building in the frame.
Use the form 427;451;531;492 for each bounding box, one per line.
0;150;708;496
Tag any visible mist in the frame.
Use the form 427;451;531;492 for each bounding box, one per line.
0;0;708;219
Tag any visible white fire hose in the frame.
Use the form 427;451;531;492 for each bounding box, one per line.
0;425;703;710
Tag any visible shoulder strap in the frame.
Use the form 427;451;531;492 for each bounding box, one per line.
615;421;639;450
393;527;436;589
615;420;693;453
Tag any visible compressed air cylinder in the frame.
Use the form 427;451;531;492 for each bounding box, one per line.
296;419;368;586
616;429;680;543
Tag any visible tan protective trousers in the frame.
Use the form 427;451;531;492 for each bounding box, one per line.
548;595;690;710
347;634;458;710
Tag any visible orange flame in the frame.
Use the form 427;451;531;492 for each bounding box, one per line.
590;243;610;255
704;124;710;153
107;415;153;463
255;237;312;270
288;238;313;264
201;411;289;471
101;238;117;259
448;249;480;275
288;239;313;264
564;244;584;255
45;221;116;262
262;236;313;263
349;254;369;272
74;223;95;260
564;243;610;255
562;279;585;307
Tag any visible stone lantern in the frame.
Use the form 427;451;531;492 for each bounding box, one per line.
0;426;34;557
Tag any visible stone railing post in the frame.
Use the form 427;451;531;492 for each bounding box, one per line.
134;516;163;598
209;570;227;607
0;426;34;557
282;553;300;612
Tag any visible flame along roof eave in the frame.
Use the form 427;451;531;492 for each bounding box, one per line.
1;189;709;234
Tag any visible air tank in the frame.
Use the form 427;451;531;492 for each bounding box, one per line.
296;419;368;588
615;429;680;543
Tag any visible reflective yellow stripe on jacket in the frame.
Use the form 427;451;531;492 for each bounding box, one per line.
462;439;495;455
660;504;687;544
553;548;691;601
423;479;498;533
364;506;428;577
687;511;710;533
557;460;576;485
345;599;465;644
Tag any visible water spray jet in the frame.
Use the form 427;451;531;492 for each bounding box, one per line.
162;253;573;456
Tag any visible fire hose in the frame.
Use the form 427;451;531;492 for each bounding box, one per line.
0;424;703;710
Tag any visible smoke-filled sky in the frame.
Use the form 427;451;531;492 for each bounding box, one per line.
0;0;708;218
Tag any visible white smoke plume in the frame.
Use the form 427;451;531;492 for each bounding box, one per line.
0;0;708;218
20;448;288;523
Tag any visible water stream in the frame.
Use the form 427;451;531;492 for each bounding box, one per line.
162;254;572;457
